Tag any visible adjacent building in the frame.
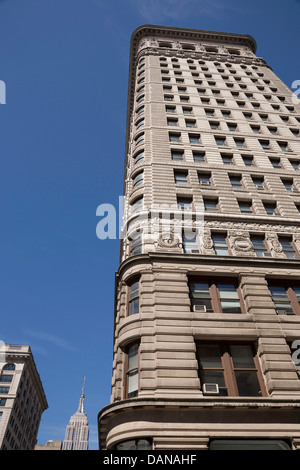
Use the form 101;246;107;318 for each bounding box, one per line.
62;378;89;450
35;439;62;450
0;344;48;450
98;25;300;450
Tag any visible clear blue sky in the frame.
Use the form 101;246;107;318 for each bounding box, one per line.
0;0;299;450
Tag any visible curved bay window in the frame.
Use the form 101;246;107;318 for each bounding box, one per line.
114;438;152;450
130;232;143;256
128;278;139;315
189;279;243;314
125;343;139;398
197;342;266;397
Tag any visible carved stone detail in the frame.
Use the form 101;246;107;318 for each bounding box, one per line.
227;230;255;257
293;234;300;254
265;232;285;258
155;232;181;252
205;220;300;234
200;229;214;255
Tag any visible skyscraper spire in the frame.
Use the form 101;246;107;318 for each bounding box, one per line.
62;377;89;450
75;376;86;416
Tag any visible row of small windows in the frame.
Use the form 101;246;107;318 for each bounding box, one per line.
123;331;298;400
158;43;244;56
166;116;299;138
135;100;298;125
163;92;297;117
127;276;300;316
162;82;284;100
160;56;267;77
173;170;300;193
163;98;297;116
161;71;281;96
174;187;300;217
182;232;300;259
127;193;300;224
168;131;297;153
132;146;300;170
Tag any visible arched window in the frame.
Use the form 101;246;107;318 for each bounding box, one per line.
3;364;15;371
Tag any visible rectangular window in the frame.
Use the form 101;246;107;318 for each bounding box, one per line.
290;160;300;170
212;234;229;256
198;172;211;186
209;121;220;130
252;176;265;190
177;197;192;211
167;118;178;126
130;234;143;256
171;150;184;161
182;232;199;253
221;153;233;165
132;171;143;188
278;237;296;259
174;171;188;185
128;279;139;315
242;155;254;167
251;235;269;257
126;343;139;398
229;175;242;189
189;133;201;144
130;197;143;214
278;141;289;152
203;198;219;212
234;138;246;148
270;159;281;170
0;375;12;383
227;123;237;132
281;179;294;192
193;151;206;163
259;139;270;150
196;342;264;397
186;119;196;128
238;200;253;214
268;283;300;315
169;132;181;142
215;136;227;146
189;279;242;314
263;202;278;216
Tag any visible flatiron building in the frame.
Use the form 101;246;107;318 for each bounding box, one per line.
98;25;300;451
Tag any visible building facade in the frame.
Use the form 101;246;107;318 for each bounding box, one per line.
98;25;300;451
0;344;48;450
62;378;89;450
35;439;62;450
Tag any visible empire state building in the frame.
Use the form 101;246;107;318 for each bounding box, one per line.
62;378;89;450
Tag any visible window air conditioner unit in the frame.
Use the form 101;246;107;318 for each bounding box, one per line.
292;188;300;193
276;309;287;315
200;181;210;186
203;383;219;395
193;304;207;312
262;252;272;257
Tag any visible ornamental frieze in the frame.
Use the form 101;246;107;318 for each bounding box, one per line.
205;221;300;234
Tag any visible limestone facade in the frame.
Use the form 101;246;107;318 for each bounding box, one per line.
98;25;300;451
0;344;48;450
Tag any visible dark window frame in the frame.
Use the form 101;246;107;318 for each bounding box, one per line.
196;341;267;397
